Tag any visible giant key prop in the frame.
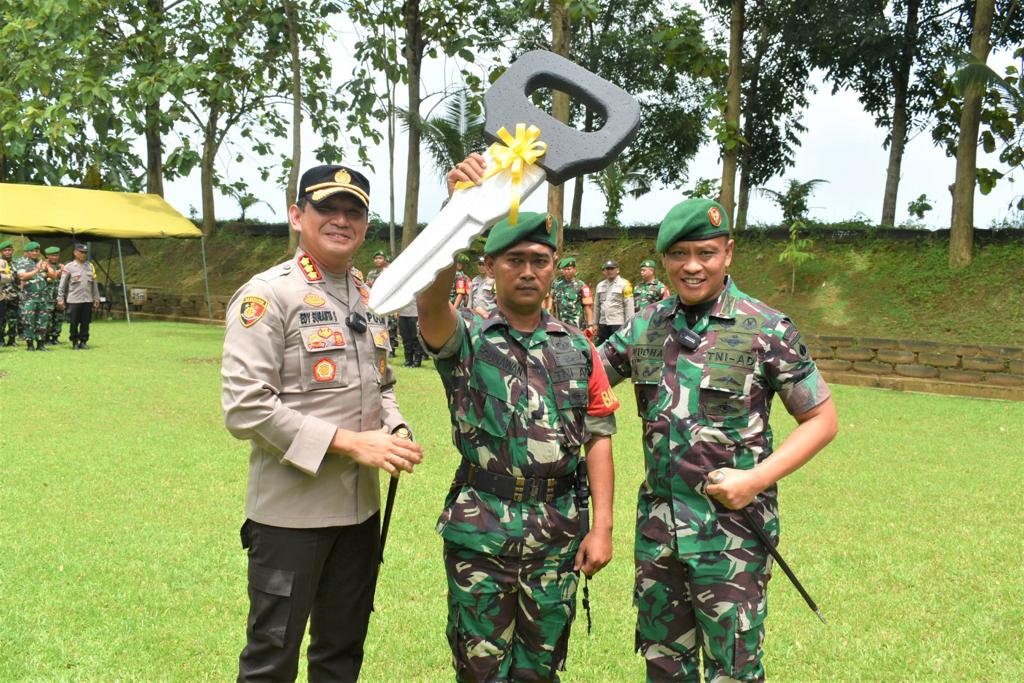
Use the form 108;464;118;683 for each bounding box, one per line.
368;50;641;315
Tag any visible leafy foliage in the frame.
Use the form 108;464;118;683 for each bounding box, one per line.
397;90;486;182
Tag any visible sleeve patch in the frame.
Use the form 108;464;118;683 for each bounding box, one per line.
240;296;269;327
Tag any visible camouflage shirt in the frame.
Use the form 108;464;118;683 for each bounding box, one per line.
365;268;383;287
600;277;830;554
14;257;49;300
551;278;591;329
634;278;669;309
428;308;619;558
450;271;471;306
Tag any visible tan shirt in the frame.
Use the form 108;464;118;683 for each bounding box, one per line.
58;260;100;304
221;250;406;528
595;276;635;326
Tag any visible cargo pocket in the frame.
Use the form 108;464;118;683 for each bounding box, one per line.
247;564;294;648
554;379;589;450
731;585;768;677
298;347;347;391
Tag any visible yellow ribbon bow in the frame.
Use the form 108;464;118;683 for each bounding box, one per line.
454;123;547;225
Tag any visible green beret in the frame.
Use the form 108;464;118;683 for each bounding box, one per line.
484;212;558;255
23;241;40;251
640;259;656;269
372;250;387;259
557;257;576;268
44;246;61;255
456;253;470;264
656;198;730;253
0;239;12;250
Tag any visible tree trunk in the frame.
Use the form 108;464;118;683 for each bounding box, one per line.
736;157;751;231
880;0;920;227
949;0;995;269
285;0;302;254
201;111;219;237
569;109;596;230
718;0;744;224
144;0;165;196
548;0;570;250
388;80;398;256
401;0;423;251
144;104;164;196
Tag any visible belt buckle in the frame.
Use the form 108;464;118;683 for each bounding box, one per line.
513;476;526;502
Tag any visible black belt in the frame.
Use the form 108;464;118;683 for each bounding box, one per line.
455;461;576;503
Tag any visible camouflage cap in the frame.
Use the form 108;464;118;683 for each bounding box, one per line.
44;246;61;255
558;256;576;268
24;241;40;251
640;259;656;269
484;212;558;255
656;198;730;253
0;239;12;250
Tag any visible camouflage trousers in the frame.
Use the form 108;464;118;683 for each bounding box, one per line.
444;541;579;682
2;300;18;343
635;533;773;683
19;297;51;341
47;304;64;341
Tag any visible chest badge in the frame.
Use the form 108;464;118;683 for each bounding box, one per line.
312;357;337;383
303;293;326;307
239;296;268;328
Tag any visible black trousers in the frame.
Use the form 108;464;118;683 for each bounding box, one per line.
68;302;93;342
398;316;422;365
238;514;380;683
595;323;622;346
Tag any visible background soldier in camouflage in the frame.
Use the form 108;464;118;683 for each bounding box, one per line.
44;246;65;344
365;250;399;357
419;153;620;683
1;239;20;346
468;255;496;317
450;253;472;308
633;258;670;310
14;241;58;351
599;198;838;682
550;257;593;332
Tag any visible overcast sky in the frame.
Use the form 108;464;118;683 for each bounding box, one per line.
161;22;1022;232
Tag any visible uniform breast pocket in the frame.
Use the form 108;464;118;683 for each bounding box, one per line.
699;365;751;430
553;378;589;449
458;365;520;438
298;347;348;391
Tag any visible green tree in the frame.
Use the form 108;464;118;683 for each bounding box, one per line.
397;90;486;181
777;219;815;296
590;158;652;228
759;177;827;227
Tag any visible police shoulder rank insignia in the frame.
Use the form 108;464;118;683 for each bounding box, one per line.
297;254;323;282
303;293;326;307
708;206;723;227
240;296;269;327
312;357;337;383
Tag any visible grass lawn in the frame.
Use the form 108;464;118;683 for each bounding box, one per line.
1;320;1022;681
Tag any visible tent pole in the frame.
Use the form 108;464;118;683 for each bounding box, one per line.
117;239;132;326
201;235;213;319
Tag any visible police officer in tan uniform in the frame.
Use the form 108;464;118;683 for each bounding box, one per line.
593;259;634;344
222;165;423;682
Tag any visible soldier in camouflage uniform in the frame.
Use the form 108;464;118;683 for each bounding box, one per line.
599;198;837;682
365;250;399;356
633;258;670;310
43;246;66;344
14;241;59;351
550;257;593;331
420;157;621;683
450;253;472;308
0;239;19;346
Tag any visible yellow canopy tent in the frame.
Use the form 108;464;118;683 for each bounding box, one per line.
0;183;212;322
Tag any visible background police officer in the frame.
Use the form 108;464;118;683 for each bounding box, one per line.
57;244;101;350
593;259;634;344
221;165;423;682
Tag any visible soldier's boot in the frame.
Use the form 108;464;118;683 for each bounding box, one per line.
26;340;34;351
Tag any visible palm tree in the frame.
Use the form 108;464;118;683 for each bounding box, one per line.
590;159;652;228
397;89;486;182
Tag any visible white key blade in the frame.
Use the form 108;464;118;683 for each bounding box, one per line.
368;156;546;315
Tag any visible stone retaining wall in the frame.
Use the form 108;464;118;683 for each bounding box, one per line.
805;334;1024;401
109;292;1024;401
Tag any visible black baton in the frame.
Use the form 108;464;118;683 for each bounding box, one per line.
379;475;398;567
709;470;826;624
